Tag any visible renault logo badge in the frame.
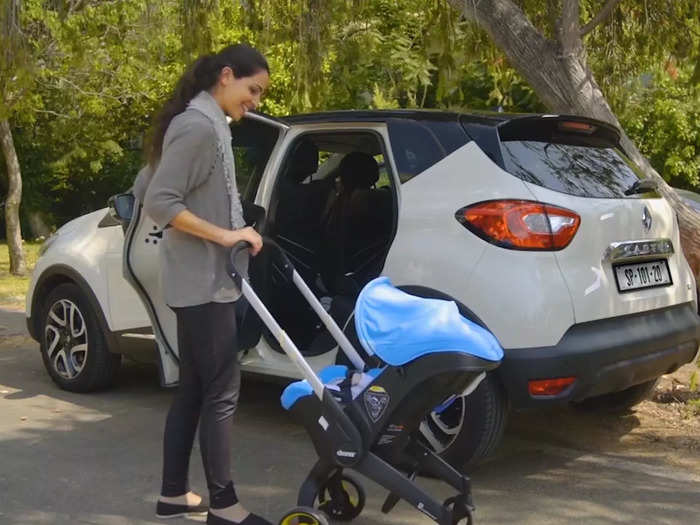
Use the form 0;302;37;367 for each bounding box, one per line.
642;206;652;232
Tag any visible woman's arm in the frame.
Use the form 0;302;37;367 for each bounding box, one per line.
144;116;262;254
170;210;262;254
144;119;216;230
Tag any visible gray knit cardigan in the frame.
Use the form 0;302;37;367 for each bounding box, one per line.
134;108;246;307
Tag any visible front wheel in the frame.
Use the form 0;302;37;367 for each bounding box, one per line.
418;372;508;470
316;471;365;522
39;283;121;392
279;507;329;525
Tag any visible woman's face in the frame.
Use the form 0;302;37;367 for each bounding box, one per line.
216;67;269;121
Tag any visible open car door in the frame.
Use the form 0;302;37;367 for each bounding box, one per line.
122;112;288;386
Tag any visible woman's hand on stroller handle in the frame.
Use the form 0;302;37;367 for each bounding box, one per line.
235;226;263;255
218;226;262;252
228;236;296;282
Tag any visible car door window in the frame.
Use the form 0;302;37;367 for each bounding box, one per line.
387;118;469;183
230;117;281;201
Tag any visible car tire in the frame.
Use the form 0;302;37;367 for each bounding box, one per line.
39;283;121;392
418;372;508;471
572;378;660;413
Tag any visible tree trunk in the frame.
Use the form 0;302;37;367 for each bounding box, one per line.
449;0;700;286
619;135;700;280
0;118;26;276
28;210;51;239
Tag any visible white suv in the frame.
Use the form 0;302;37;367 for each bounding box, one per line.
26;110;700;468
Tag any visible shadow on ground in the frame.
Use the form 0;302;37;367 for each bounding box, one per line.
1;307;699;524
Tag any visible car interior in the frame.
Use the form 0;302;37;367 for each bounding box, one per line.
245;131;398;356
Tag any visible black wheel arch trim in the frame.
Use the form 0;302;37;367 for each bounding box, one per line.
28;264;120;353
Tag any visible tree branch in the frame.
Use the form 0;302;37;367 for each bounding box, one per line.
580;0;623;37
53;76;124;102
445;0;616;120
558;0;582;55
33;108;73;118
447;0;554;53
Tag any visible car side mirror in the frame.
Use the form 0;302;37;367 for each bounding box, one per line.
108;193;135;224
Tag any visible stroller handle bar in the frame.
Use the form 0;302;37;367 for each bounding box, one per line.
228;239;366;396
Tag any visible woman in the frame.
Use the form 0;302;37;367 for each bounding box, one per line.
134;44;272;525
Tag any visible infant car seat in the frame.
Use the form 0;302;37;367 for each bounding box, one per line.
282;277;502;465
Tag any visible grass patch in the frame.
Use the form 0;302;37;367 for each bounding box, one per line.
0;241;42;309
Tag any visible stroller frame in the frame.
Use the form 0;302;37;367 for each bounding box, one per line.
229;239;490;524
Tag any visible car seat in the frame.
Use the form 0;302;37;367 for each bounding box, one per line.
275;139;334;272
267;141;336;351
320;152;392;295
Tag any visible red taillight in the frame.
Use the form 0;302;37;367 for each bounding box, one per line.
528;377;576;396
456;200;580;250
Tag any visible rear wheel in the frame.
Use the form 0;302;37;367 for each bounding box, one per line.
418;373;508;470
39;283;120;392
573;378;660;413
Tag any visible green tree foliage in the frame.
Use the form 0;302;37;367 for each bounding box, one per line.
9;0;182;227
619;66;699;191
502;0;700;190
3;0;699;236
250;0;543;113
581;0;700;192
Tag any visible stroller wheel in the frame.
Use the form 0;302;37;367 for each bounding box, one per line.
279;506;329;525
316;471;366;522
445;495;475;525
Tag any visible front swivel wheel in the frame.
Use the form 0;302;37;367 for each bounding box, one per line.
279;507;328;525
445;495;475;525
316;471;365;522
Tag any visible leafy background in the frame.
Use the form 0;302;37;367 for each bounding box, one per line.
1;0;698;236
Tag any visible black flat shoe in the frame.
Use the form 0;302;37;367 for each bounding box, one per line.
207;511;273;525
156;500;209;519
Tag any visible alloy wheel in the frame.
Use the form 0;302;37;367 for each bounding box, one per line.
44;299;88;380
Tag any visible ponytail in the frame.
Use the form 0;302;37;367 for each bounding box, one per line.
146;44;269;167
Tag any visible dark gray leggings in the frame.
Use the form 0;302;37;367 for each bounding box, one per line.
161;301;241;509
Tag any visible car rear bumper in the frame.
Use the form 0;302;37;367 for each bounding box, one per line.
498;303;700;410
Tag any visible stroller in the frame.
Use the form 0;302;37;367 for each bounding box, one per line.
228;240;503;525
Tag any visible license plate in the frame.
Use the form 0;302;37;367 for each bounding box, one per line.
613;259;672;292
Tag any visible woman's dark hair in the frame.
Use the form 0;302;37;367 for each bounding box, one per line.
146;43;269;167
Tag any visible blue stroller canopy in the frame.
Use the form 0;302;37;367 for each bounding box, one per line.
354;277;503;366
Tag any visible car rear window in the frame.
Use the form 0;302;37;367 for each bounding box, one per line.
500;140;652;199
387;118;468;183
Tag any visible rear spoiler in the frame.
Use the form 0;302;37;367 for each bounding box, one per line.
497;115;621;148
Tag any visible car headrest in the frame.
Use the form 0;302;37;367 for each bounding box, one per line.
339;152;379;191
287;140;319;183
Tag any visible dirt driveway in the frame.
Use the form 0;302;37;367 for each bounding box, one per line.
1;306;699;524
508;362;700;475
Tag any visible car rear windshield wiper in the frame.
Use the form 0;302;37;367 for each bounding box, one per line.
624;179;658;196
